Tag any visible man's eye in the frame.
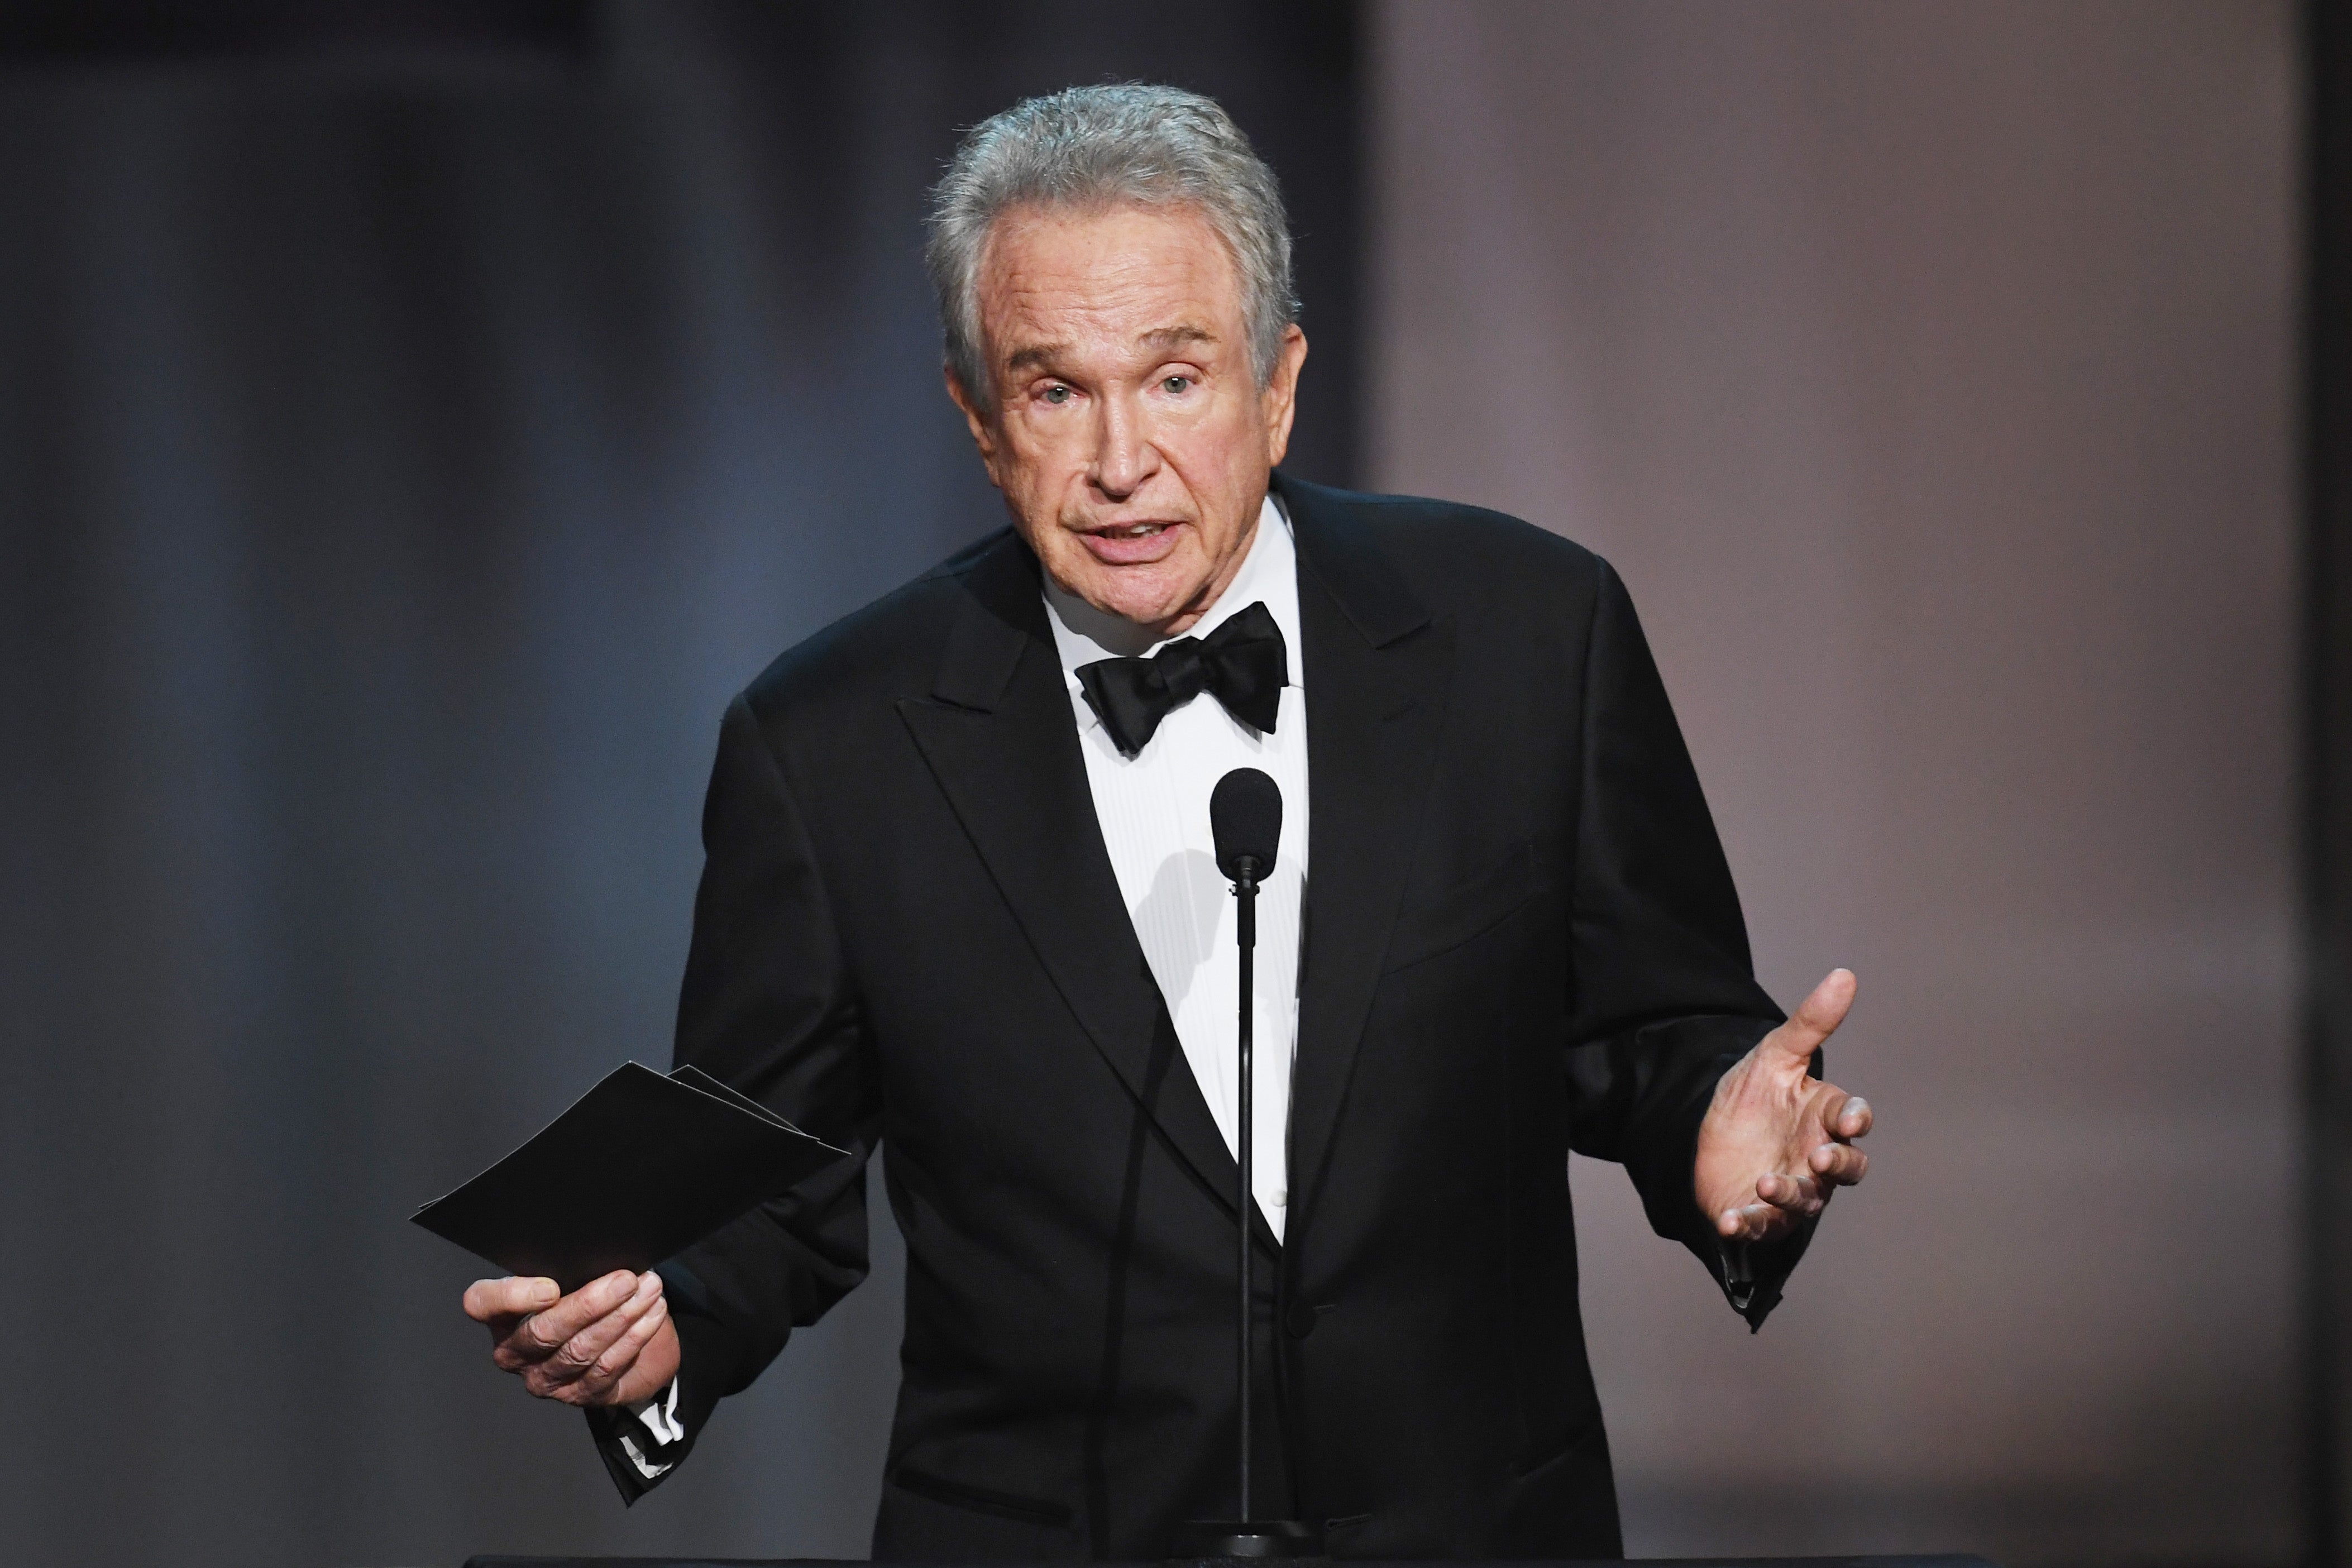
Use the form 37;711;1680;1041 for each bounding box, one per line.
1041;385;1072;405
1162;375;1192;394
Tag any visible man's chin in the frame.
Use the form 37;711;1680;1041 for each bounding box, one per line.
1059;561;1200;631
1093;590;1188;630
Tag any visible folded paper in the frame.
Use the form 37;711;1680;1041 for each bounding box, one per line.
412;1062;847;1292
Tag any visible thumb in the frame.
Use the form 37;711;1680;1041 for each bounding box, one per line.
1764;968;1856;1064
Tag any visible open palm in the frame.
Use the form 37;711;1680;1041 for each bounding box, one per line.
1694;968;1874;1242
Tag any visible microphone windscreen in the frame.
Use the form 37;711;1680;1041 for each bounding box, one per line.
1210;768;1283;882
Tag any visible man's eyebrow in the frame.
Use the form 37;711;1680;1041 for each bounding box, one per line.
1140;324;1215;351
1004;342;1069;376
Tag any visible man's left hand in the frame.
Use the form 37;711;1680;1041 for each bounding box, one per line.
1694;968;1874;1242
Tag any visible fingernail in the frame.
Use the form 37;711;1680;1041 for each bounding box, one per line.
530;1279;560;1307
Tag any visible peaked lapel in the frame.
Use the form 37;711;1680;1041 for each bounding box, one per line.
896;533;1248;1226
1278;476;1457;1246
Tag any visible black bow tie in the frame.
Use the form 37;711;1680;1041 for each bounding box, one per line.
1075;601;1288;758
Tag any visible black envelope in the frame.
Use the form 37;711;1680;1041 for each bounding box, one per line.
412;1062;849;1293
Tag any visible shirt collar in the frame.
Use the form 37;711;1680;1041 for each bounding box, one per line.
1042;493;1302;732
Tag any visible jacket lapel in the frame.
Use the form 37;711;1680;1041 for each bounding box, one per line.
896;533;1244;1220
1278;477;1457;1245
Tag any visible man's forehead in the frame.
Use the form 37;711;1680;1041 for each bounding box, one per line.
1002;321;1220;374
984;259;1230;323
982;206;1236;316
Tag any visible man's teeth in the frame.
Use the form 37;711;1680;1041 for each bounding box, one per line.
1107;524;1163;538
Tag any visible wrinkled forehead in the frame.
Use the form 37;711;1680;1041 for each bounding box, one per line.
973;200;1245;361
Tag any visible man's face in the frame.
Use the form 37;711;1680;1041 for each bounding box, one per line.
950;202;1308;638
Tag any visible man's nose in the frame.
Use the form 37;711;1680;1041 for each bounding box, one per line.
1089;393;1161;500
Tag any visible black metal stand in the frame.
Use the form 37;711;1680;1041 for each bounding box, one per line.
1167;861;1325;1563
1163;1517;1325;1562
1238;862;1257;1522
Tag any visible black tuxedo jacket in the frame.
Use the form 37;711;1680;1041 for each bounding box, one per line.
601;476;1792;1558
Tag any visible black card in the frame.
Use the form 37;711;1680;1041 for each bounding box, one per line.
412;1062;848;1293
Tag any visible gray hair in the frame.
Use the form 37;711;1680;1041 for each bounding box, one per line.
925;83;1298;408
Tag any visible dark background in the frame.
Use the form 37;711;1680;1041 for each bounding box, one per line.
0;2;2330;1566
0;4;1357;1564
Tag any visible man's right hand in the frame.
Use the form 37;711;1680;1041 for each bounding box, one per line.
462;1269;681;1407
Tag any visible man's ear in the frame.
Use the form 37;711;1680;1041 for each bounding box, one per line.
945;364;1003;486
1261;325;1309;470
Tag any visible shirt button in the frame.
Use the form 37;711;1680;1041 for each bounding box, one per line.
1270;1189;1287;1208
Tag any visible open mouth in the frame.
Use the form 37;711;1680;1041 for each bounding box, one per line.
1074;518;1185;566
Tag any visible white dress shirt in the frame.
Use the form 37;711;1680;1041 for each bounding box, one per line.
1043;493;1308;1241
611;1376;683;1478
615;494;1311;1483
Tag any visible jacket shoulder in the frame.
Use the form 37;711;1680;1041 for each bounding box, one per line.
1279;475;1612;611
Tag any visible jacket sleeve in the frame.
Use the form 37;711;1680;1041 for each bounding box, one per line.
1560;559;1814;1328
589;689;883;1500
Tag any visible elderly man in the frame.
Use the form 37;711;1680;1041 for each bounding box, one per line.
462;84;1872;1559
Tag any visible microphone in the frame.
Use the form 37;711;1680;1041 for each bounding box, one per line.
1168;769;1322;1562
1210;767;1282;886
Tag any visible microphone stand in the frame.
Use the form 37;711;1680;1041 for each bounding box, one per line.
1165;854;1323;1562
1236;855;1258;1527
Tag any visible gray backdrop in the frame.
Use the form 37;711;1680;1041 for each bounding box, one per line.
1369;3;2300;1564
0;6;1357;1564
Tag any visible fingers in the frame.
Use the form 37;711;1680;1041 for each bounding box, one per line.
517;1272;662;1396
547;1296;673;1407
1756;1169;1824;1215
468;1268;674;1409
1714;1177;1811;1240
1808;1140;1869;1186
1831;1093;1874;1141
1714;1199;1794;1242
1713;1143;1871;1239
463;1276;560;1325
489;1270;647;1372
1762;968;1857;1065
531;1279;672;1401
1714;1167;1834;1241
